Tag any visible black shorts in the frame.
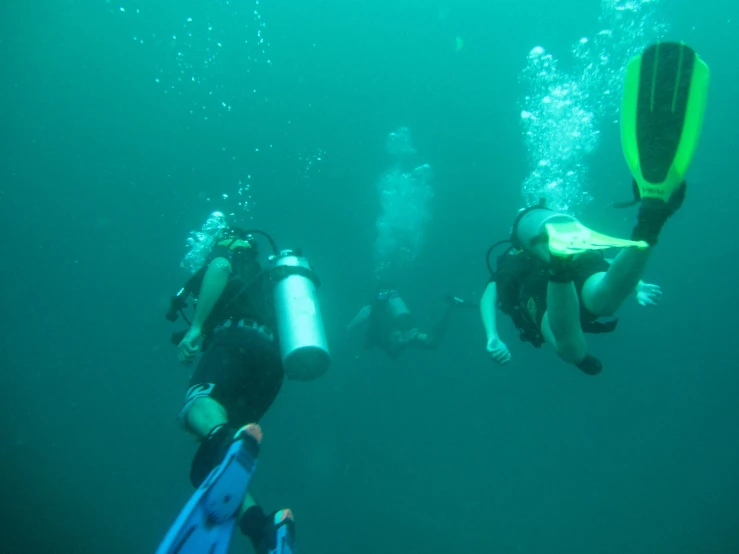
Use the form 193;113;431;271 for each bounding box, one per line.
189;325;284;427
520;251;610;329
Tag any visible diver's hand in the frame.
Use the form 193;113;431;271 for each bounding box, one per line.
636;282;662;307
486;336;511;364
178;326;203;364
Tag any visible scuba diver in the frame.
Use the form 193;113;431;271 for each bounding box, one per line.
480;42;710;374
348;284;471;359
158;214;330;554
481;227;665;371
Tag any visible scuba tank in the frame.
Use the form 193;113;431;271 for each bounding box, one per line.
268;249;330;381
167;215;330;379
510;199;577;263
376;288;410;319
387;295;410;319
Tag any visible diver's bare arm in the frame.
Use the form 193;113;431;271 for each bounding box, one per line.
480;282;500;339
347;305;371;330
191;257;232;330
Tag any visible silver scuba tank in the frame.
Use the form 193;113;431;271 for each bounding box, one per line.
513;207;578;263
268;249;330;381
386;293;410;319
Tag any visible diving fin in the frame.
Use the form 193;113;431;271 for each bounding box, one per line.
545;220;648;257
156;424;262;554
243;508;296;554
270;510;296;554
621;42;709;202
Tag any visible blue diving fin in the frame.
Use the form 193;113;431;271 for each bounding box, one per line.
156;424;262;554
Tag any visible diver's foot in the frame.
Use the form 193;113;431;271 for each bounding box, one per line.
243;507;295;554
632;182;687;245
575;354;603;376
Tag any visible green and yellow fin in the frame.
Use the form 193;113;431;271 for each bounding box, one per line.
546;221;649;257
621;42;710;201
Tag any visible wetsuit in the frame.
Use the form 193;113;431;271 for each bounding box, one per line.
183;244;283;485
365;291;454;359
491;250;616;347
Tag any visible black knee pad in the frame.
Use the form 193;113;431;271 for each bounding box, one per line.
190;424;238;487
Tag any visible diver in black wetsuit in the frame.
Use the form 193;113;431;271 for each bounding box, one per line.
348;285;469;359
480;193;679;375
165;225;294;553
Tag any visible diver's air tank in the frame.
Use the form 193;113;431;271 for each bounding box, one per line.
386;291;410;319
268;249;330;381
513;206;578;263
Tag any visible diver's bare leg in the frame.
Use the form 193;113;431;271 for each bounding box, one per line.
186;397;257;515
186;397;228;439
542;281;587;364
582;247;652;317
